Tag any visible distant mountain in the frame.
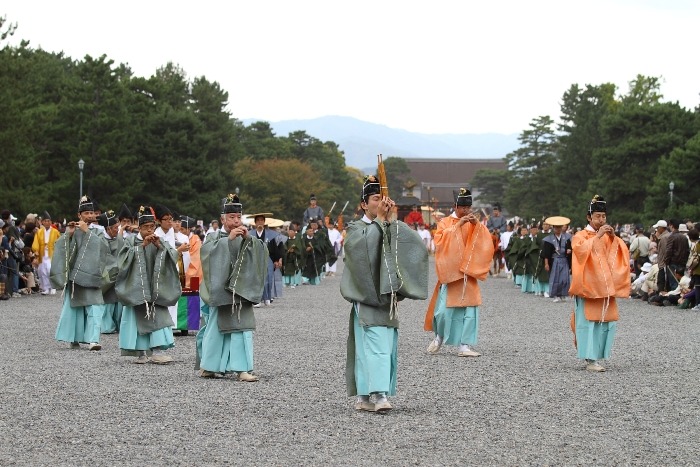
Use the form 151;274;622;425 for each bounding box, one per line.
241;115;519;169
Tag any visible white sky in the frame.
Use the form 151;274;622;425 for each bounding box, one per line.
3;0;699;135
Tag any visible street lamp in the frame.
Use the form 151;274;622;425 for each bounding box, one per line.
78;159;85;199
669;181;674;209
235;187;240;196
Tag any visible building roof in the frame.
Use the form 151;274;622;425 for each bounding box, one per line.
403;158;506;209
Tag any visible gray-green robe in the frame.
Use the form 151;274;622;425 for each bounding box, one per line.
102;234;123;303
49;227;111;307
200;230;267;332
115;235;181;334
341;218;429;395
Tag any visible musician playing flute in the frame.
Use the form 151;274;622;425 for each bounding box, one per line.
424;188;494;358
197;194;267;381
52;196;111;351
341;175;429;413
115;206;181;364
569;195;629;372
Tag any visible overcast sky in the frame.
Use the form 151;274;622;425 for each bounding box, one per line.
4;0;699;135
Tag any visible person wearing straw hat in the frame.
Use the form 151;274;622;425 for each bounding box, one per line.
342;175;429;412
541;216;572;303
51;196;111;351
424;188;494;359
32;210;61;295
197;194;268;380
569;195;630;372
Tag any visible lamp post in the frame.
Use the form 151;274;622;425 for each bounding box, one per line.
669;181;674;209
78;159;85;199
235;187;240;196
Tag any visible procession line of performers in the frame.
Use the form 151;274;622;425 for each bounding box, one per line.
52;188;628;413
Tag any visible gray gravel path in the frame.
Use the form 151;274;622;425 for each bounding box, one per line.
1;259;699;466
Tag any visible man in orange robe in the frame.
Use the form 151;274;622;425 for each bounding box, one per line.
424;188;494;357
569;195;630;372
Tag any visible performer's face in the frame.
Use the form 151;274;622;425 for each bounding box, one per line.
362;194;382;220
222;213;242;231
588;212;607;231
553;225;563;235
107;223;119;238
41;219;52;229
78;210;96;223
139;222;155;237
455;204;471;217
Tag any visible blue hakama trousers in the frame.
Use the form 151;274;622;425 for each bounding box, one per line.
574;297;617;361
199;306;254;373
352;308;397;396
432;284;480;346
55;294;103;344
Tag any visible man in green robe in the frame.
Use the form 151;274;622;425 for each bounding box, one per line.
341;175;429;413
197;193;267;381
52;196;111;351
98;210;123;334
115;206;181;364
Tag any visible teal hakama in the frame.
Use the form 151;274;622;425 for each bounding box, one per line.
55;294;105;344
198;230;267;374
51;227;111;345
533;279;549;295
115;235;181;354
342;218;428;397
573;297;617;360
351;305;397;396
199;306;254;372
101;302;123;334
432;284;479;346
119;304;175;351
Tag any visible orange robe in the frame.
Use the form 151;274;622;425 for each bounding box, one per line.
185;233;203;289
424;215;494;331
569;228;630;323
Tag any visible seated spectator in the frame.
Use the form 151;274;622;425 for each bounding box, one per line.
649;266;689;307
631;262;652;298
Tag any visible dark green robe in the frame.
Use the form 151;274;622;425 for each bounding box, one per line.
282;236;302;276
300;234;326;279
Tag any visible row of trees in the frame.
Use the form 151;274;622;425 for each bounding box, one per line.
471;76;700;226
0;16;361;222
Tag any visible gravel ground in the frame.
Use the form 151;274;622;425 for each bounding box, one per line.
1;259;699;466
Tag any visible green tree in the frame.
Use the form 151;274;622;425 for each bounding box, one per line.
557;83;618;219
645;131;700;222
504;116;559;220
470;167;508;207
381;156;411;198
589;101;698;223
231;158;331;220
